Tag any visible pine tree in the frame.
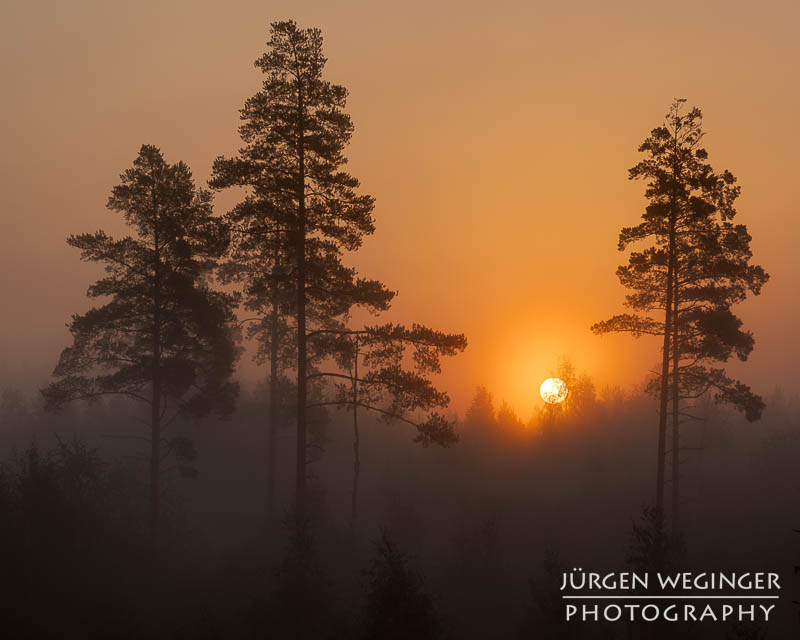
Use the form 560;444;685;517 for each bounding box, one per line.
361;532;443;640
465;386;496;426
592;100;768;524
212;21;394;525
42;144;239;539
537;360;596;425
659;173;767;528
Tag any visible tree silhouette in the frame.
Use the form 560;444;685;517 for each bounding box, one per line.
496;401;525;431
0;437;149;636
625;505;686;638
259;522;340;640
361;532;443;640
626;505;684;574
536;360;596;427
465;386;496;426
520;549;575;640
309;323;467;521
659;162;767;528
41;144;239;539
592;100;768;525
211;21;392;525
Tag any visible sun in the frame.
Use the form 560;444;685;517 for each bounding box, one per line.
540;377;568;404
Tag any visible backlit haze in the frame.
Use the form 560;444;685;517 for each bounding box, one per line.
2;0;798;418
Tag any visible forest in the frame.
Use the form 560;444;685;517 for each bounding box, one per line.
1;15;799;640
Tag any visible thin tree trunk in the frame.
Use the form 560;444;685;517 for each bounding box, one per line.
294;91;307;527
671;269;681;534
351;337;360;523
150;185;162;547
666;121;682;532
267;301;279;521
657;279;672;519
150;374;161;542
656;211;677;520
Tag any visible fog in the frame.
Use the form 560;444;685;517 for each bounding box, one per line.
1;376;798;637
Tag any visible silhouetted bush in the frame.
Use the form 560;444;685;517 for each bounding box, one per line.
0;438;148;637
361;532;444;640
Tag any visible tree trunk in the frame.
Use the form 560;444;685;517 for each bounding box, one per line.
150;186;162;547
671;269;681;534
656;210;677;520
150;372;161;544
665;125;682;531
267;301;279;521
656;283;672;518
294;91;307;527
351;337;360;523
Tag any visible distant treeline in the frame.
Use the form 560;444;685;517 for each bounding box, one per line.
0;378;798;638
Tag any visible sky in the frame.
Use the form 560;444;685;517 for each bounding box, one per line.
1;0;798;418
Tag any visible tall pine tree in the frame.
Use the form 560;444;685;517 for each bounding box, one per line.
592;100;767;524
42;144;239;539
212;21;392;524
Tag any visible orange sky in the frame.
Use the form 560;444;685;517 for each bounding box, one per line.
1;1;798;418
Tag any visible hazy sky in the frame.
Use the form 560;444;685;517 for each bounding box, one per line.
1;1;798;417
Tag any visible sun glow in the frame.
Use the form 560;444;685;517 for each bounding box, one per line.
540;377;568;404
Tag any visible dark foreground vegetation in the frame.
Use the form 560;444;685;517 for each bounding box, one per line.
1;379;798;639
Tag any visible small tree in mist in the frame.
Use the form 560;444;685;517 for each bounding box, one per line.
535;360;596;430
311;323;466;521
520;550;575;640
465;385;496;426
256;522;342;640
497;401;525;431
625;506;686;639
554;360;596;417
0;438;146;636
361;532;444;640
626;505;683;575
42;145;239;540
212;20;392;525
592;100;768;526
445;512;512;639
